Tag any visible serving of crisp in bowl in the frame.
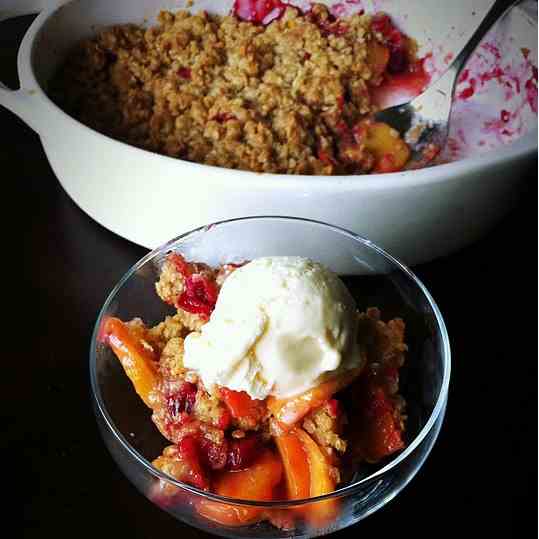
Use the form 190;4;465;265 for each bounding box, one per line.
90;216;450;537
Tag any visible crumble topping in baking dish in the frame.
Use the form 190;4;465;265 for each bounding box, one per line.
50;4;417;174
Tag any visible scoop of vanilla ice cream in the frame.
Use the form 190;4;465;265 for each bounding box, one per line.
183;257;362;400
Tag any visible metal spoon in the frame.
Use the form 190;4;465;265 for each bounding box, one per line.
374;0;517;168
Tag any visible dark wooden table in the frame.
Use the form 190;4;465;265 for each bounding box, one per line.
3;14;535;539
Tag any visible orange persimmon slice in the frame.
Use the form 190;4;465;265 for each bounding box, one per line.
103;317;159;408
275;431;310;500
267;367;362;427
219;387;266;423
295;428;340;528
197;449;282;527
361;121;411;172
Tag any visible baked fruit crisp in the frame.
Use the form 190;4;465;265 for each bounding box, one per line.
101;253;408;530
50;2;423;174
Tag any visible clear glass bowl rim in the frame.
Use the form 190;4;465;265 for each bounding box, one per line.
89;216;451;508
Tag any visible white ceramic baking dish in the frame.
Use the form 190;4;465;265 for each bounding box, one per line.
1;0;537;264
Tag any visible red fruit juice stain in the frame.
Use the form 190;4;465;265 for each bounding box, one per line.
443;52;454;65
233;0;287;24
525;66;538;113
481;41;501;61
458;69;470;83
478;66;504;85
457;77;477;100
510;75;521;94
525;78;538;113
329;2;362;19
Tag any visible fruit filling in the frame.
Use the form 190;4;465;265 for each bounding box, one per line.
102;253;408;530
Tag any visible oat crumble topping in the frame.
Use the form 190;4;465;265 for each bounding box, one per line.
50;4;413;174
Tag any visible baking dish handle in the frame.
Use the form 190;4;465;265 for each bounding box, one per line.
0;85;47;134
0;0;62;133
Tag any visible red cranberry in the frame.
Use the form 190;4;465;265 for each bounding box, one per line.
318;21;348;37
326;398;340;418
216;408;232;430
387;28;404;51
371;14;391;36
199;437;229;470
226;435;261;471
371;14;403;49
175;436;210;489
167;253;219;317
317;148;336;166
211;112;236;123
178;435;199;460
178;67;192;79
177;274;219;318
168;253;192;277
367;387;393;417
306;9;347;37
167;382;197;419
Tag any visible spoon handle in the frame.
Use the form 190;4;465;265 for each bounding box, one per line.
449;0;518;78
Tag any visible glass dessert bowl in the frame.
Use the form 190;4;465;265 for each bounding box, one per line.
90;216;450;538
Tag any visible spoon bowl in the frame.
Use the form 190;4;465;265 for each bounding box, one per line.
374;0;518;168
